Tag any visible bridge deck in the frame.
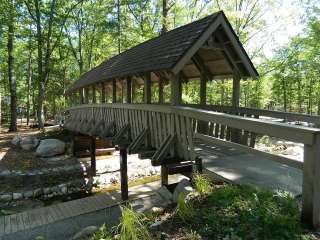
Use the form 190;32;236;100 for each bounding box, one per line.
194;138;302;196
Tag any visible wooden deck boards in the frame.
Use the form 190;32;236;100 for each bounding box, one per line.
0;192;123;237
194;137;303;196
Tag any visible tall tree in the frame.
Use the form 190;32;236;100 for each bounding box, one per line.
7;0;17;131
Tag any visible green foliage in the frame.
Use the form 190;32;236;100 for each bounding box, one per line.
91;224;113;240
176;193;196;222
193;173;212;195
200;185;303;239
117;206;151;240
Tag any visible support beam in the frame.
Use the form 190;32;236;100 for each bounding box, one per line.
302;133;320;228
161;165;168;186
90;136;96;176
144;73;151;104
126;77;132;103
85;88;89;104
192;53;212;80
120;146;128;201
170;72;181;106
80;89;84;104
159;77;164;104
92;85;96;104
231;72;241;143
112;79;117;103
101;82;106;103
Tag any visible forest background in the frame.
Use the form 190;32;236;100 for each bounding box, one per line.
0;0;319;131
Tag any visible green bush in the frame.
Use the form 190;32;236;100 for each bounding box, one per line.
193;173;212;194
118;206;151;240
200;185;303;239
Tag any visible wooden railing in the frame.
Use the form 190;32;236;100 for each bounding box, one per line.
63;103;320;228
185;104;320;126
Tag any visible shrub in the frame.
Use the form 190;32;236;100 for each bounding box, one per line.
202;184;303;239
193;173;212;194
176;193;196;221
118;206;151;240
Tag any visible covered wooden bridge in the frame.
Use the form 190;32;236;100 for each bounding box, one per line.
63;11;320;228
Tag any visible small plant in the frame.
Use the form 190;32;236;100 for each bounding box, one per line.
118;206;151;240
91;224;113;240
193;173;212;194
176;193;196;221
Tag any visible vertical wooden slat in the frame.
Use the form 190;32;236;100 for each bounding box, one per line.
302;133;320;228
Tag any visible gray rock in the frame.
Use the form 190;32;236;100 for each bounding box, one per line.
13;192;23;200
59;184;68;194
11;135;21;146
43;187;51;195
20;136;39;150
24;190;34;199
150;220;164;230
172;179;194;203
71;225;98;240
36;139;66;157
158;186;173;202
0;194;12;202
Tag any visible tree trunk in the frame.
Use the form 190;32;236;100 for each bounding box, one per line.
7;0;17;132
161;0;168;34
34;0;44;129
26;25;32;125
117;0;121;54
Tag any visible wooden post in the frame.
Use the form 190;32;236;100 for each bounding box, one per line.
198;74;208;133
159;77;164;104
80;89;84;104
126;77;132;103
92;85;96;104
90;136;96;176
120;146;128;200
161;165;168;186
85;88;89;104
231;73;241;143
302;133;320;228
171;72;181;105
101;82;106;103
144;73;151;104
112;79;117;103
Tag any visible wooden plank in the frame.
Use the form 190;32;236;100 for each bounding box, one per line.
194;133;303;170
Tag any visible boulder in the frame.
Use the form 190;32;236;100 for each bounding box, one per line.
158;186;173;203
20;136;39;151
36;139;66;157
71;226;98;240
172;179;193;203
11;135;21;146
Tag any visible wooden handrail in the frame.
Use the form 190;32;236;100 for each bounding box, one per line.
184;104;320;125
65;104;320;145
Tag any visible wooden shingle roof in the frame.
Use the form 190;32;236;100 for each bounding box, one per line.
68;11;258;93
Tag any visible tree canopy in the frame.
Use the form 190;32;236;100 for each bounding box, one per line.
0;0;319;129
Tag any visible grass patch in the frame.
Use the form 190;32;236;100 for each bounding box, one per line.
193;184;308;239
118;206;151;240
176;193;196;222
193;173;212;195
92;175;160;194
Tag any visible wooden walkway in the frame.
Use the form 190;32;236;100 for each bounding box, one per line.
194;136;302;196
0;181;171;240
